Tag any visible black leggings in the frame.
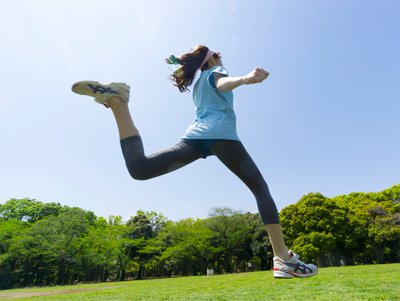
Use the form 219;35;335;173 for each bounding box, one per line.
120;135;280;225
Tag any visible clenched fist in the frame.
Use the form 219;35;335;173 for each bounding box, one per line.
243;68;270;85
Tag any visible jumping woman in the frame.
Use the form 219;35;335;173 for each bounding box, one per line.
72;45;318;278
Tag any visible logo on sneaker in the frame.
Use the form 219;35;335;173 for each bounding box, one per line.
88;84;119;95
284;262;313;274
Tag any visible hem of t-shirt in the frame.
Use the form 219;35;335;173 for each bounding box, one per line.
181;135;240;141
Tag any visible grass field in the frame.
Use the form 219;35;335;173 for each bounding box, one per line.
0;264;399;300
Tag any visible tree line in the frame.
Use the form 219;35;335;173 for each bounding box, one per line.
0;184;399;290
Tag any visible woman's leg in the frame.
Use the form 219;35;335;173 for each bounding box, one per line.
210;140;290;261
108;97;204;180
108;97;139;139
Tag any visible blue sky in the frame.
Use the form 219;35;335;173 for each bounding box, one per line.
1;0;398;222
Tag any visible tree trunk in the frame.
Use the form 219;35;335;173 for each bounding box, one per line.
66;267;72;284
181;264;188;276
98;267;104;282
317;254;329;267
199;259;207;275
374;245;385;264
102;268;109;282
136;266;143;280
372;241;388;264
260;258;266;270
192;265;199;276
330;250;341;266
266;258;272;270
119;268;126;281
343;252;355;265
36;273;45;287
56;265;65;285
224;256;232;273
217;260;222;274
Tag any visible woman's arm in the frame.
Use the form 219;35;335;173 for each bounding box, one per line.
214;68;270;92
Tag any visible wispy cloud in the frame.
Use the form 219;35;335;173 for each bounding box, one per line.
233;37;237;44
230;4;236;14
56;37;70;51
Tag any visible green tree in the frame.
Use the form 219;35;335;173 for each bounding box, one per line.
280;193;347;266
333;189;400;264
137;210;167;236
97;216;132;281
1;207;95;286
378;184;400;205
365;206;400;263
205;207;254;273
0;219;29;289
292;232;336;266
0;198;64;223
152;218;218;275
126;211;164;279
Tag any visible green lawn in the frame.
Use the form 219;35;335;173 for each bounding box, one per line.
0;264;399;300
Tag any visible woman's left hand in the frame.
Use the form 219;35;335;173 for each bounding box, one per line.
243;68;270;85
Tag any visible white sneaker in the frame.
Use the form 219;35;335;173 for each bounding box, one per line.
71;81;130;108
273;250;318;278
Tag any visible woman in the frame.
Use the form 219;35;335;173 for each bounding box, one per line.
72;45;317;278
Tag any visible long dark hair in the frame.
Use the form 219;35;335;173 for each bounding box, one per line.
166;45;220;93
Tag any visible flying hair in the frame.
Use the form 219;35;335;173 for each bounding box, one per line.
166;45;220;93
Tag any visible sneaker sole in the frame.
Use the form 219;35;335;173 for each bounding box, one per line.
71;81;130;103
274;270;318;279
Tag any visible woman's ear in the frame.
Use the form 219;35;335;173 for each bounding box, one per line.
209;55;217;67
210;55;217;66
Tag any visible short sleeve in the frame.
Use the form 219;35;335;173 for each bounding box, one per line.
207;66;229;90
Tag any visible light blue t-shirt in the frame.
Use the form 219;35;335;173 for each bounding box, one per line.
182;66;240;141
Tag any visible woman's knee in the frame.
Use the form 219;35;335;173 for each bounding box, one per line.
126;164;151;181
129;172;149;181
